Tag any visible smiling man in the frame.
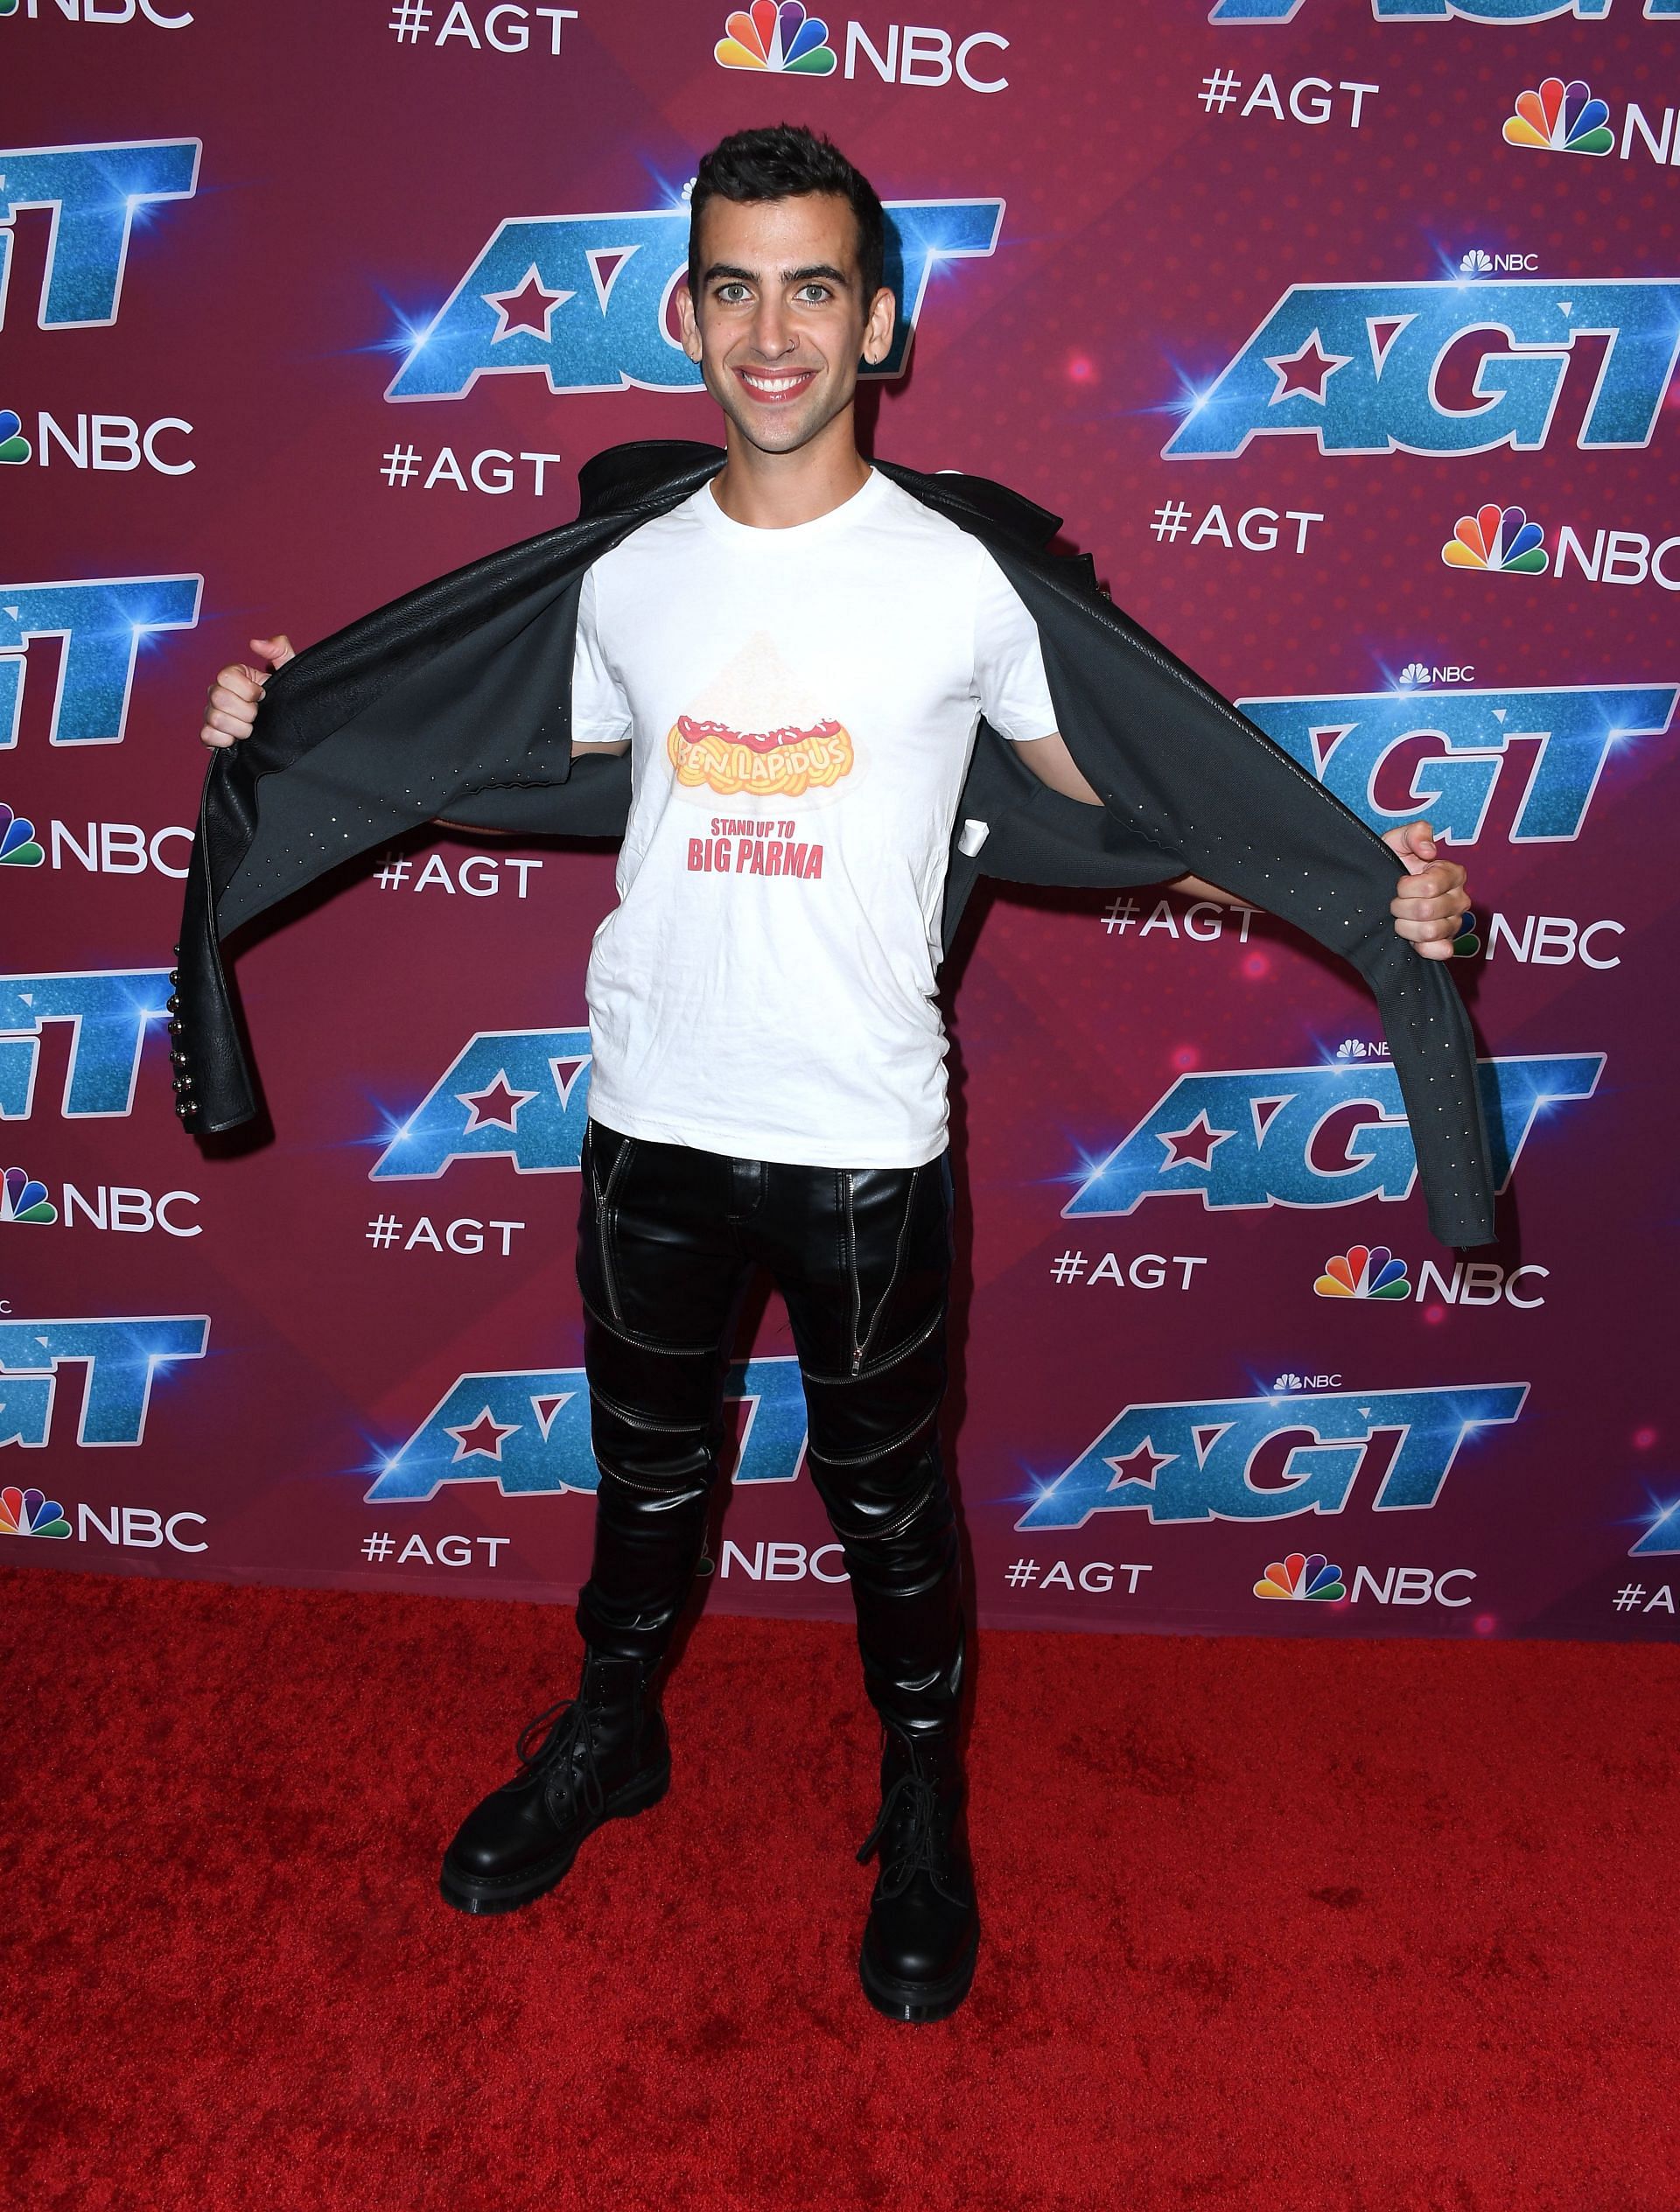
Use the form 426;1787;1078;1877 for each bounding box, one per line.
192;125;1474;2027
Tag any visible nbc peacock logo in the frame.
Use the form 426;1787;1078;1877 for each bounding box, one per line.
2;1166;57;1224
1504;78;1614;158
0;410;28;464
1442;504;1548;577
1314;1243;1410;1300
0;1487;72;1540
0;803;43;867
716;0;837;74
1255;1551;1345;1602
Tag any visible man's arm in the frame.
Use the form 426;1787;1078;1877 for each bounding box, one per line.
1012;729;1471;961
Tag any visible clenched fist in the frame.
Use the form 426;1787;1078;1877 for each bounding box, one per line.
199;634;295;749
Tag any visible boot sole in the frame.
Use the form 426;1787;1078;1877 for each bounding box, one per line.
858;1925;979;2025
438;1756;671;1917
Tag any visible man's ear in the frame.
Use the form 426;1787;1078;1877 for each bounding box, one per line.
861;283;896;368
676;276;704;364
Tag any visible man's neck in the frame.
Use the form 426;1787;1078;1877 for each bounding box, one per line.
709;413;872;530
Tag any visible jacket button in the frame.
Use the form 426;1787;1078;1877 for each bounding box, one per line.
175;1099;191;1120
172;943;181;956
164;994;179;1012
167;1019;183;1036
179;1075;193;1091
168;969;179;985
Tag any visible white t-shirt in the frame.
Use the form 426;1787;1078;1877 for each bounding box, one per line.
571;467;1058;1168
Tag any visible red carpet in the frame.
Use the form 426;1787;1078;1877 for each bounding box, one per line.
5;1568;1676;2212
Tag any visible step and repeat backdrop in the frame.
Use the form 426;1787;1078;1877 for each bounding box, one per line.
5;0;1678;1642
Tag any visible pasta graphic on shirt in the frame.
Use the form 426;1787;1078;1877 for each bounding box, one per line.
668;632;854;800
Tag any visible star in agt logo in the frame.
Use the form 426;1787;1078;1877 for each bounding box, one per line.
716;0;837;71
1442;504;1549;575
1504;78;1614;156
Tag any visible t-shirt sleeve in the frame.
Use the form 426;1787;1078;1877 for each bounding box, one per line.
970;546;1060;745
570;566;634;747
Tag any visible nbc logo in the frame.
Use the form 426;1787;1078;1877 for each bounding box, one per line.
0;1486;71;1540
1255;1551;1346;1602
1459;248;1493;276
0;410;26;464
1;1166;57;1224
1442;504;1548;577
1504;78;1614;158
1398;662;1430;685
0;803;43;867
716;0;836;73
1314;1244;1410;1300
1452;910;1481;958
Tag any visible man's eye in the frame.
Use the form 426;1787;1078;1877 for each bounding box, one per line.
715;284;750;303
796;284;832;303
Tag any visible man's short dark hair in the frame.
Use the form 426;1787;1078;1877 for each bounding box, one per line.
687;124;886;305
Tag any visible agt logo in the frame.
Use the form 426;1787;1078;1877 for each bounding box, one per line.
0;139;199;329
1163;277;1680;458
367;1354;808;1499
0;1315;208;1447
370;1026;591;1178
1208;0;1677;20
1235;682;1677;845
385;196;1003;401
1018;1382;1528;1530
1061;1053;1602;1220
1;578;202;746
714;1;1009;88
1;970;173;1120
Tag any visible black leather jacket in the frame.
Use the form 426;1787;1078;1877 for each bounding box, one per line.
174;438;1496;1244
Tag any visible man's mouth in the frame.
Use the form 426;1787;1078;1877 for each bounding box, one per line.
735;367;818;404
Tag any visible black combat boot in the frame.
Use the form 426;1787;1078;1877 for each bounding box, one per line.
439;1650;668;1914
856;1727;979;2022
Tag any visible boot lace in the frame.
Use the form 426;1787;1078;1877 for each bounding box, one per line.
857;1773;965;1905
508;1695;605;1821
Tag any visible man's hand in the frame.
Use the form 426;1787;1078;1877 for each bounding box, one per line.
200;634;295;749
1382;819;1469;960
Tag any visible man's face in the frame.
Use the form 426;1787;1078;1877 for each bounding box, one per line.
679;192;895;457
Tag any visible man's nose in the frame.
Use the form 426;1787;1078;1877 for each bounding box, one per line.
750;298;795;357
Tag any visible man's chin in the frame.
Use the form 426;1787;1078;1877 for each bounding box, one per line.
716;386;847;458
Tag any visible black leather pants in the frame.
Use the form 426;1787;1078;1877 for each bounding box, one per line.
574;1119;963;1738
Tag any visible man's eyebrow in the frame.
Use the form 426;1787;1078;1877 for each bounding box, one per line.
702;261;852;287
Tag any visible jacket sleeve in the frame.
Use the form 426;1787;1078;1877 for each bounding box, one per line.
1014;564;1497;1248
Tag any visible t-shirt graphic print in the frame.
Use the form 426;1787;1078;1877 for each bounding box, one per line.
571;468;1058;1170
668;633;854;807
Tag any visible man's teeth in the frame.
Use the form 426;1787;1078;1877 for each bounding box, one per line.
741;371;811;391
